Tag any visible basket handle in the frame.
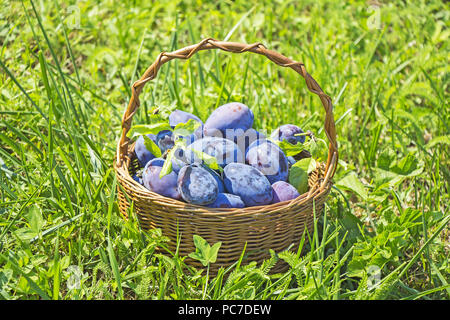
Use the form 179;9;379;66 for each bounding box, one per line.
116;38;338;182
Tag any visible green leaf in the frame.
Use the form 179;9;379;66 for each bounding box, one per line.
159;148;175;179
191;149;221;172
335;171;368;201
373;152;424;189
173;119;201;138
209;241;222;264
143;135;162;158
26;206;44;234
192;234;209;252
347;257;366;278
188;235;222;267
188;252;208;267
274;139;305;157
297;157;317;174
127;123;172;139
426;135;450;149
390;153;420;176
13;228;37;242
289;158;312;194
0;252;50;300
377;149;395;171
307;139;319;158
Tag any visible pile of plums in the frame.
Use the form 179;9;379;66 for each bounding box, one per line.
132;102;310;208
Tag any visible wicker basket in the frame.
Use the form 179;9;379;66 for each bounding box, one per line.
114;39;338;273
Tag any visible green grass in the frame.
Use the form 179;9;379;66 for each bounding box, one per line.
0;0;449;300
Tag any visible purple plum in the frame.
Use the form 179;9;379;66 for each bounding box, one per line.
203;102;254;137
271;124;306;145
245;139;289;184
169;109;203;128
225;128;266;155
134;134;157;167
271;181;300;203
186;137;243;167
202;165;225;193
132;174;143;185
177;164;219;205
142;158;181;200
156;130;175;154
207;193;245;208
223;163;273;207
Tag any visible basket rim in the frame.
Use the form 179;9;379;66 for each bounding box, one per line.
114;154;333;217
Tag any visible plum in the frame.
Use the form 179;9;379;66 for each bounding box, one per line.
132;174;143;185
271;181;300;203
186;136;243;167
142;158;181;200
203;102;254;137
169;109;203;128
225;128;266;155
134;134;157;167
177;164;219;205
245;139;289;184
207;193;245;208
271;124;306;145
202;165;225;193
171;148;188;174
223;163;273;207
156;130;175;154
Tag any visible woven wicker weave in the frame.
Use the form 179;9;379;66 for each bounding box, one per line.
114;39;338;273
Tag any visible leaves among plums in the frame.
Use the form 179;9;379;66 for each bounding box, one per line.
159;148;175;179
191;149;222;172
143;135;162;158
126;122;172;139
274;139;305;157
289;158;316;194
173;118;201;138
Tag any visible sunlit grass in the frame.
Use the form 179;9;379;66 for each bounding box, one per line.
0;0;448;300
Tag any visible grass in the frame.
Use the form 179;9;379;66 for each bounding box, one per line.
0;0;449;300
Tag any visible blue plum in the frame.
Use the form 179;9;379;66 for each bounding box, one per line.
142;158;181;200
223;163;273;207
225;128;266;155
177;164;219;205
245;139;289;184
271;181;300;203
134;134;157;167
207;193;245;208
202;165;225;193
186;137;243;167
203;102;254;137
271;124;306;145
171;148;188;174
169;109;203;128
156;130;175;154
132;174;143;185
